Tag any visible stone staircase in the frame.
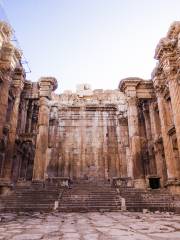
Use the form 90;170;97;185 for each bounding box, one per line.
58;182;121;212
0;181;180;213
0;183;60;212
118;187;178;212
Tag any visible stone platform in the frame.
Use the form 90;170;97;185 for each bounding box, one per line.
0;211;180;240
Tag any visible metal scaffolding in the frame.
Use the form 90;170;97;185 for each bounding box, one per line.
0;2;31;74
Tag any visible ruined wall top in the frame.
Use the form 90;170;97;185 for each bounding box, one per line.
50;87;127;112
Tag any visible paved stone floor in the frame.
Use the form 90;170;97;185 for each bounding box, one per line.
0;211;180;240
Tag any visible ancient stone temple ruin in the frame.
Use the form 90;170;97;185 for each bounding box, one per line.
0;21;180;212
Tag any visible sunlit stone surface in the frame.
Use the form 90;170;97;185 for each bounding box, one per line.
0;20;180;212
0;212;180;240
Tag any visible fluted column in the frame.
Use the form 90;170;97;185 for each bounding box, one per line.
45;105;59;178
142;102;157;175
127;96;145;187
167;75;180;178
153;82;178;180
149;101;167;186
0;42;15;140
119;78;146;188
33;77;57;181
33;97;50;180
3;67;25;179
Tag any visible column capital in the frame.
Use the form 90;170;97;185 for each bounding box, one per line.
119;77;142;93
0;21;13;41
162;53;178;78
152;66;166;97
0;42;15;71
38;77;58;99
127;96;138;105
12;66;25;91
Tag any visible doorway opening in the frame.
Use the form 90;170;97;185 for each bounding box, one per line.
149;177;160;189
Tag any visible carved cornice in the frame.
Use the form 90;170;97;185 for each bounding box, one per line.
38;77;58;99
152;73;166;96
167;21;180;39
12;66;25;90
38;77;58;91
0;42;15;71
161;53;178;77
154;22;180;60
118;77;142;92
155;38;176;60
0;21;13;40
154;22;180;85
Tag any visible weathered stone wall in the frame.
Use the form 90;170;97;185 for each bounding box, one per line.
0;20;180;194
46;89;129;181
152;21;180;193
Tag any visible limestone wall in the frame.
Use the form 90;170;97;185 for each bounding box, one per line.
46;89;129;181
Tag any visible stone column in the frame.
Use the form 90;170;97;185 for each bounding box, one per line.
142;102;157;176
127;96;145;188
153;82;178;181
0;42;15;140
167;75;180;178
45;105;59;178
33;77;57;181
119;78;146;188
153;21;180;193
2;67;25;179
149;101;167;186
119;78;147;188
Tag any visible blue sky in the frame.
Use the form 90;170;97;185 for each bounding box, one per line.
1;0;180;93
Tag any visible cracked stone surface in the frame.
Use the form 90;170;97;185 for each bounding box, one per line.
0;212;180;239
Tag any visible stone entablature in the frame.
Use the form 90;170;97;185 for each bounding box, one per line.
0;20;180;194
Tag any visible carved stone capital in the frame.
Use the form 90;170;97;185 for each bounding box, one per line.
0;42;15;71
38;77;58;99
0;21;13;40
12;66;25;91
127;96;138;106
162;54;178;77
167;21;180;40
153;71;166;96
155;37;176;60
119;77;142;93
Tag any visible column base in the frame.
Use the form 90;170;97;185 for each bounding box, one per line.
165;179;180;194
133;178;146;189
0;179;14;196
